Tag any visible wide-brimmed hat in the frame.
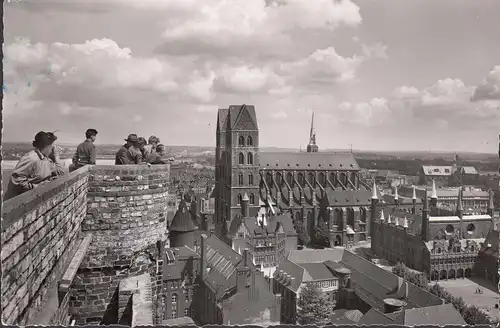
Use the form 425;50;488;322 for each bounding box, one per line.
125;134;139;142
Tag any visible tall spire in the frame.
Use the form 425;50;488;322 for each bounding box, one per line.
431;180;437;199
306;109;319;153
372;181;378;199
412;186;417;200
487;188;494;216
394;185;399;200
456;188;463;213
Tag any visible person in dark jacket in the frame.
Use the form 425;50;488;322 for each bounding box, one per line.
115;134;144;165
4;132;65;200
146;144;167;164
70;128;98;172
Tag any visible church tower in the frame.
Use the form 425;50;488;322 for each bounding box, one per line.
306;110;319;153
215;105;261;241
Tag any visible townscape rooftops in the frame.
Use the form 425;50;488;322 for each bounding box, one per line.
382;193;423;205
259;152;360;171
421;165;453;176
169;198;199;232
324;189;379;206
228;211;297;238
460;166;479;175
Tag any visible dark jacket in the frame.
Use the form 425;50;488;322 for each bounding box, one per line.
115;144;143;165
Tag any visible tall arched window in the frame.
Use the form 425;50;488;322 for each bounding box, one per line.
329;172;336;186
238;172;244;186
249;193;255;205
171;294;178;319
298;172;305;186
276;172;283;186
247;152;254;165
238;136;245;146
247;136;253;146
286;172;294;186
266;172;272;185
238;152;245;165
319;172;326;187
350;172;356;186
308;172;315;185
237;193;242;204
248;173;254;186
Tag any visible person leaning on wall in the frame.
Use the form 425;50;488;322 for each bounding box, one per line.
69;128;98;172
4;131;65;200
115;134;146;165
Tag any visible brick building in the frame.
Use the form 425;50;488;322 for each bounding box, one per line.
228;194;298;274
272;248;465;325
214;104;372;247
194;232;281;325
370;181;497;281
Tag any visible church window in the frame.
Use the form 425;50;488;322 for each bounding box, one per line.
238;136;245;146
307;172;315;185
319;172;326;187
250;193;255;205
248;173;254;186
247;135;253;146
238;153;245;165
298;172;305;186
266;172;272;185
238;173;244;186
286;172;294;186
350;172;356;185
276;172;283;185
329;172;336;186
247;152;254;165
237;194;242;205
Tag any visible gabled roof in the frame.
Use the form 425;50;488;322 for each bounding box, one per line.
260;152;360;171
382;194;422;205
460;166;478;175
229;212;298;238
421;165;453;176
169;198;199;232
226;104;258;130
386;303;467;326
217;108;229;132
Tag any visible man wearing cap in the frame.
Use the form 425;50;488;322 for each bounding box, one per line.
70;128;98;172
115;134;144;165
143;135;160;158
4;131;65;200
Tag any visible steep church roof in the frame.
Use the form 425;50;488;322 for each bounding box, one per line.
169;198;199;232
260;152;360;171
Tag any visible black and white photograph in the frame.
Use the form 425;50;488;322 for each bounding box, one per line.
1;0;500;326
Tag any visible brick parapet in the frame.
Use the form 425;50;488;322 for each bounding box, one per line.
1;167;89;325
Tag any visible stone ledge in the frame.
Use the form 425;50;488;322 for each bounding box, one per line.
59;234;93;293
2;166;90;231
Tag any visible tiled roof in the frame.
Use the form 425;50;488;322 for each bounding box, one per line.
287;248;344;264
227;104;258;130
421;165;453;176
298;263;336;280
403;304;466;325
202;233;244;296
382;194;422;205
460;166;478;175
323;189;376;206
329;309;363;324
260;152;360;171
169;198;199;232
358;308;395;325
273;259;307;292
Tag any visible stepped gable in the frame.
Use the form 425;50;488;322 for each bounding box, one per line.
169;198;198;232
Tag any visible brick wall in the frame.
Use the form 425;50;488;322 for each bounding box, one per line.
1;167;89;325
70;164;170;324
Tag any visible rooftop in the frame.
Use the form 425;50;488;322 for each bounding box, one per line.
260;152;360;171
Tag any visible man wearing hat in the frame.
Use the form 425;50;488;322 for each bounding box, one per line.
4;131;65;200
115;134;144;165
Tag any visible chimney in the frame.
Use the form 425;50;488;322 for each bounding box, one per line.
243;248;250;267
237;249;251;292
241;192;250;217
200;234;208;280
371;181;379;226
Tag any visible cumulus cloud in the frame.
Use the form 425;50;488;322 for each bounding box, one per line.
3;37;217;114
361;42;389;59
216;65;286;94
471;66;500;101
339;75;500;129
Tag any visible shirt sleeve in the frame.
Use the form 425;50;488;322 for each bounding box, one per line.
52;161;66;176
115;149;126;165
72;149;79;165
10;156;37;191
90;144;96;165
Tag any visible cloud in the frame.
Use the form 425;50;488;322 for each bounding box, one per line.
3;37;217;113
471;66;500;101
270;110;288;119
361;42;389;59
216;65;286;94
339;75;500;130
157;0;362;60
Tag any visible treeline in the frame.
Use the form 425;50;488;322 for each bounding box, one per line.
392;263;492;325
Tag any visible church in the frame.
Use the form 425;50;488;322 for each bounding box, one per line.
213;104;373;248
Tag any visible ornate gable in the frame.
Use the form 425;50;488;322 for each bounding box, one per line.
234;107;257;130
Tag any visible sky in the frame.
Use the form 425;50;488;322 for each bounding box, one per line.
3;0;500;152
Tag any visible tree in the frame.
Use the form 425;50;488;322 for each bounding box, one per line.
296;283;336;325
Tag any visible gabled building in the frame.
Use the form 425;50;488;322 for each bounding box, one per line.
273;248;447;324
419;165;453;187
214;105;372;247
169;198;201;250
194;232;281;325
228;193;298;275
370;181;496;281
